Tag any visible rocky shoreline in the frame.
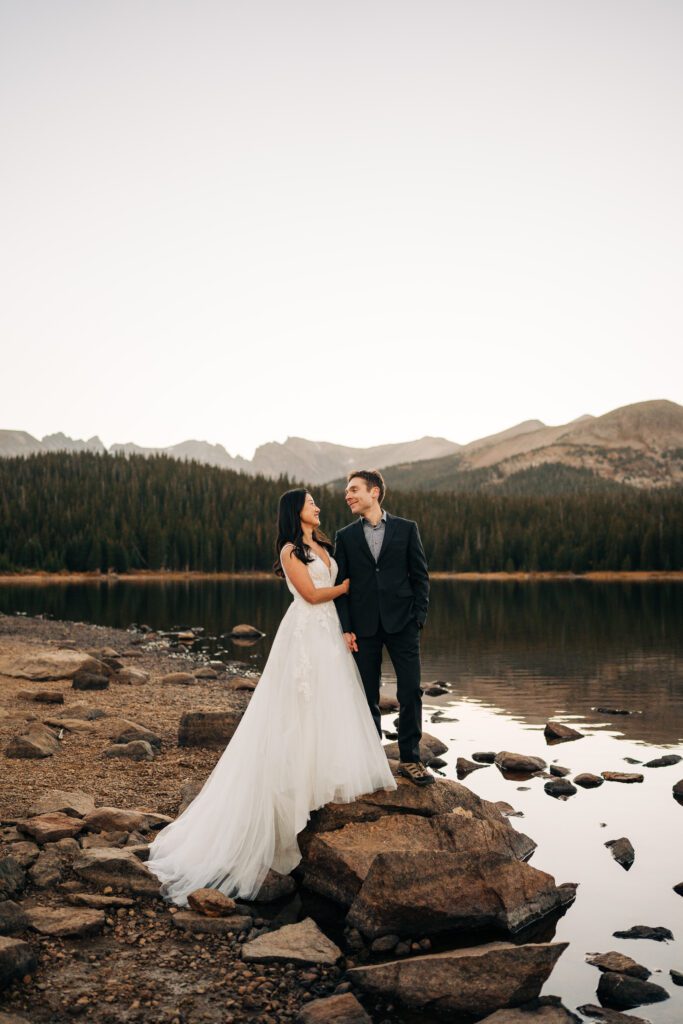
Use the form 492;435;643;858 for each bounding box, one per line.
0;613;676;1023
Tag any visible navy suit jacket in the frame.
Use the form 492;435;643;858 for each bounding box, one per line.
333;512;430;636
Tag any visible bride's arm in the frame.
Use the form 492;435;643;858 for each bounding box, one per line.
281;545;349;605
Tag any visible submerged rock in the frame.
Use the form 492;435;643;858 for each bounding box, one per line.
549;765;571;777
605;838;635;870
495;752;547;774
473;751;497;763
574;773;604;789
601;772;644;784
612;925;673;942
544;780;577;799
586;951;650;979
643;754;681;768
456;757;488;777
347;940;568;1016
597;971;669;1010
544;722;584;742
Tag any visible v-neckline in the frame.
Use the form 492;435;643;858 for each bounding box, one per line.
311;549;332;572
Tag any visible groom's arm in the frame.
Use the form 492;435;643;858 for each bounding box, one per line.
407;521;430;627
333;531;352;634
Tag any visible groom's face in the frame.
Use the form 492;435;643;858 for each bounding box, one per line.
345;477;379;517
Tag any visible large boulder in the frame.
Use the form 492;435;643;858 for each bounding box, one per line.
5;723;60;759
0;649;106;681
242;917;341;966
348;941;568;1016
178;710;243;747
345;850;576;939
303;810;536;909
307;775;504;835
72;847;161;895
0;936;36;991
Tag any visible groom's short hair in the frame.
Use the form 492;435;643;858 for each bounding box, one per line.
347;469;386;504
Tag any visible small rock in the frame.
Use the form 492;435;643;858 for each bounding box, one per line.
242;917;341;965
601;772;644;784
577;1004;651;1023
596;707;634;716
28;849;62;888
18;812;85;844
0;859;26;900
0;935;36;990
597;971;669;1010
159;672;196;686
178;710;243;747
25;906;105;938
673;881;683;896
495;751;547;774
27;789;95;819
171;910;253;934
613;925;673;942
187;888;238;916
586;951;650;979
83;807;171;833
574;773;604;789
549;765;571;777
17;689;64;703
194;667;218;679
227;675;258;691
472;751;497;763
670;969;683;986
73;847;161;895
379;694;399;713
605;838;635;870
674;779;683;800
425;684;448;696
101;717;162;748
2;842;38;870
254;869;297;902
477;999;583;1022
544;779;577;799
72;671;109;691
104;740;155;761
5;723;60;759
643;754;682;768
66;893;135;909
544;722;584;742
383;733;448;765
370;934;400;953
456;757;488;777
296;992;372;1023
0;901;29;936
113;666;149;685
43;716;95;732
225;624;264;638
494;801;524;818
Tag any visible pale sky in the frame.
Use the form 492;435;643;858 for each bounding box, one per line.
1;0;681;458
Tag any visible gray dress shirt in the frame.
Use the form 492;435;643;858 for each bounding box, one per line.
361;509;387;561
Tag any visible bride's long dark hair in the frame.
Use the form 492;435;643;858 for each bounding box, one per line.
273;488;334;578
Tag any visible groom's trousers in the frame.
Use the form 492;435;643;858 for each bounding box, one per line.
353;617;422;764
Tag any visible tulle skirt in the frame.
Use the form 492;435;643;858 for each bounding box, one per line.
145;598;396;905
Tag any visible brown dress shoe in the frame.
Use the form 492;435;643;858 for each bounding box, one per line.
398;760;435;786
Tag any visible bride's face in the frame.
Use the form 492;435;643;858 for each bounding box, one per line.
300;493;321;530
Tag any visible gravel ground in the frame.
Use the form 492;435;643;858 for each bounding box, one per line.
0;613;385;1024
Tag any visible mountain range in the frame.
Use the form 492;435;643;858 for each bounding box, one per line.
1;399;681;491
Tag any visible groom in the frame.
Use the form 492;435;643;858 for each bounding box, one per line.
333;469;433;786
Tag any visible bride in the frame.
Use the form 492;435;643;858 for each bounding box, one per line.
146;488;397;905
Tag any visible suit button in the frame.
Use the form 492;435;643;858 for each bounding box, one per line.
375;568;379;573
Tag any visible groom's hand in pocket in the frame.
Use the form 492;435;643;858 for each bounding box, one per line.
343;631;358;653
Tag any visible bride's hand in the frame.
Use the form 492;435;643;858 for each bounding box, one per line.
340;578;350;594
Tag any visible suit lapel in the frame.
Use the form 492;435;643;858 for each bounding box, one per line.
354;518;376;564
377;512;397;564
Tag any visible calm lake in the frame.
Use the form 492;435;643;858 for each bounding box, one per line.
2;578;682;1021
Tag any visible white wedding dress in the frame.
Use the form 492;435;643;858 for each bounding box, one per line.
146;548;397;905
